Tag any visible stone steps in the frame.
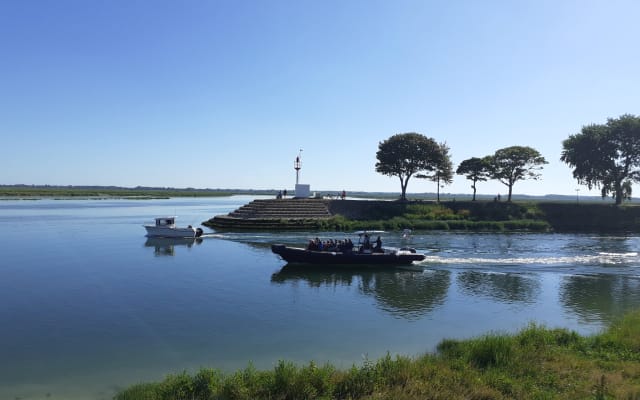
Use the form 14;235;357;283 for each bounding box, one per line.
205;199;333;229
224;199;331;219
208;214;324;230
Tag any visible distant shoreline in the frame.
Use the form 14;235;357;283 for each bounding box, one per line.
0;186;235;199
0;184;628;203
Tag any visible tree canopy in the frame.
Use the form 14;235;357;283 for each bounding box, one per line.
489;146;547;202
456;156;492;201
561;114;640;205
375;133;447;201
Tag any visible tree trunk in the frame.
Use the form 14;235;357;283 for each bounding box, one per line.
615;181;623;205
507;184;513;202
436;175;440;203
472;181;477;201
400;176;407;201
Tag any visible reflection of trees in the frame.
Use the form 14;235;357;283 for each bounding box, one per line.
561;234;633;256
363;270;450;320
457;271;540;304
560;275;640;324
271;266;450;320
271;266;363;287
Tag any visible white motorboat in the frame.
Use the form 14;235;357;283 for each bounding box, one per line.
144;217;204;238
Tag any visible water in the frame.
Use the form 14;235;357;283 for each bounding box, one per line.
1;196;640;399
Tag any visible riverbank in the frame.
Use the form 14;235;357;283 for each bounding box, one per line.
205;199;640;232
115;309;640;399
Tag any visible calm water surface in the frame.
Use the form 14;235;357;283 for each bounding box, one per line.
1;196;640;399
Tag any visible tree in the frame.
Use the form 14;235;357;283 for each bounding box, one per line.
456;156;492;201
561;114;640;205
375;133;445;201
416;142;453;202
488;146;547;202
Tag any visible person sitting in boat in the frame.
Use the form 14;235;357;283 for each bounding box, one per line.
341;238;353;253
374;236;383;253
326;239;336;252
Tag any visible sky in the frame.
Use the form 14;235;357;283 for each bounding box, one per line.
1;0;638;197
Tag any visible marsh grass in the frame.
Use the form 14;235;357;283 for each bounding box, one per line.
115;310;640;400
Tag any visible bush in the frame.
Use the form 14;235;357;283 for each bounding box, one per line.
157;371;195;400
374;353;414;389
467;334;514;369
332;361;376;400
114;382;160;400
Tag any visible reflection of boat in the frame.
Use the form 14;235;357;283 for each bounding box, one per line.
271;232;425;265
272;264;381;285
144;217;203;238
144;237;203;256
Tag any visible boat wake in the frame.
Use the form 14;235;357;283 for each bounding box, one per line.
199;233;226;239
419;252;639;267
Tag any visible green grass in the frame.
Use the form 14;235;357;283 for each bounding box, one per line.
314;216;550;232
316;201;552;232
114;310;640;400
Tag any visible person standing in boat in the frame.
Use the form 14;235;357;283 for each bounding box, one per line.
363;233;371;250
374;236;382;252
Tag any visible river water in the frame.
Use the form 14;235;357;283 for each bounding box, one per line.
1;196;639;399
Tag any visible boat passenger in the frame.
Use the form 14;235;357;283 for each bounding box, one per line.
363;234;371;250
374;236;383;253
341;238;353;253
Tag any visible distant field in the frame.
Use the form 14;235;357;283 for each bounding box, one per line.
0;186;237;199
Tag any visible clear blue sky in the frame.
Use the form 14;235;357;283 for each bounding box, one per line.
2;0;638;197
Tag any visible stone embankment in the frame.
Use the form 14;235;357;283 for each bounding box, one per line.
204;198;640;232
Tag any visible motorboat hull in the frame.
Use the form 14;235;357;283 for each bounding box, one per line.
271;244;425;265
144;225;202;238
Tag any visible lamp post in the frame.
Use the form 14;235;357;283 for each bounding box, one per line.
294;149;302;185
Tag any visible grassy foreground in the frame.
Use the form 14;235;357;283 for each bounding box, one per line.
115;310;640;400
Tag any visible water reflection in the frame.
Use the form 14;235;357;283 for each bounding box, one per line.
272;266;450;320
560;234;638;260
362;269;451;320
143;237;203;256
560;274;640;324
457;271;541;304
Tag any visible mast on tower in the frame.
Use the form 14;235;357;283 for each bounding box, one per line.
294;149;302;185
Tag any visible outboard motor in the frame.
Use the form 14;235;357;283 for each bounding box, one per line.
195;228;204;237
